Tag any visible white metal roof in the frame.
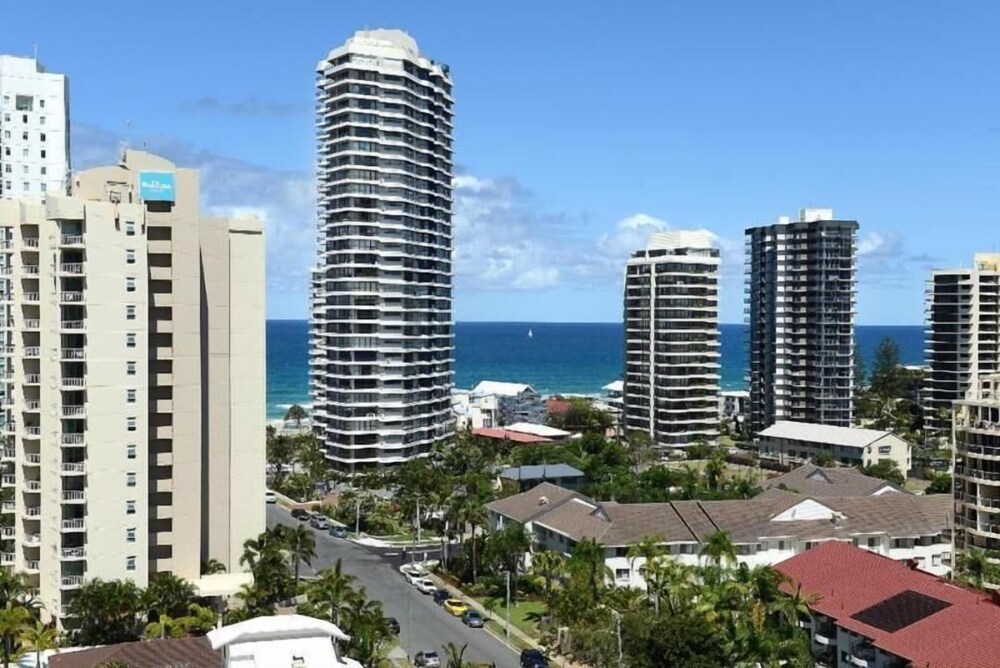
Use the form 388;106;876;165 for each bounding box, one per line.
505;422;571;438
472;380;535;396
759;421;893;449
603;380;624;393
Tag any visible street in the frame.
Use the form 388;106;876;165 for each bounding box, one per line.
267;505;519;667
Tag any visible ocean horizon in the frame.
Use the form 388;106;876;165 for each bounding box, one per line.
265;320;925;420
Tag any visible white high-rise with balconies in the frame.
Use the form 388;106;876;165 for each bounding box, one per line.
622;231;721;450
0;56;70;199
311;30;454;470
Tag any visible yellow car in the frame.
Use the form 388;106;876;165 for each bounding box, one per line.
443;599;469;617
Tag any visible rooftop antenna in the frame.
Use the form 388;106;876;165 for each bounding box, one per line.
119;120;132;165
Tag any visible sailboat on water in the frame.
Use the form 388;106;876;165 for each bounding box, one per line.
528;328;533;339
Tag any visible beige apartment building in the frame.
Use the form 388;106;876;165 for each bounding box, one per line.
0;150;265;623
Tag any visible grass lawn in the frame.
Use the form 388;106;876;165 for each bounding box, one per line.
476;598;546;637
484;620;534;651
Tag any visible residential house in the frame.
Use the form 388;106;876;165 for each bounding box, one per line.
777;541;1000;668
470;381;545;426
758;421;911;475
763;464;906;497
500;464;586;491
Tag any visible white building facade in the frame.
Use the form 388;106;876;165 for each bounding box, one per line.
758;421;911;474
311;30;454;470
0;56;70;200
745;209;858;431
622;231;720;449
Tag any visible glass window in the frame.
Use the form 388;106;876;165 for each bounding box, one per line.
126;500;136;515
39;99;44;109
40;184;46;193
126;277;136;292
39;117;45;125
126;417;136;432
126;361;136;376
39;133;46;142
127;444;136;460
126;333;136;348
126;305;136;320
125;221;135;236
126;556;136;571
126;389;136;403
21;148;27;158
126;249;135;264
126;472;136;487
40;167;46;175
126;528;136;543
21;182;28;191
40;149;45;159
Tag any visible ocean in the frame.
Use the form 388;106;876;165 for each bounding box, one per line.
266;320;925;420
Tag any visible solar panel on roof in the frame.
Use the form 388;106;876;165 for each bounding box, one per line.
851;590;951;633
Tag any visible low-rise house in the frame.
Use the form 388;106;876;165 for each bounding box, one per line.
489;483;952;590
602;380;624;413
719;390;749;421
758;421;912;474
763;464;906;497
208;614;361;668
777;541;1000;668
473;422;572;446
471;381;545;426
500;463;586;491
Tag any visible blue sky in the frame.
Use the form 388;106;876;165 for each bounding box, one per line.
6;1;1000;324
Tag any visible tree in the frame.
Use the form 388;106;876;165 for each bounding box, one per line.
484;523;530;579
568;538;609;603
201;558;227;575
339;587;391;666
957;548;1000;589
21;622;57;668
704;450;726;492
812;451;835;467
869;337;903;397
858;461;905;486
0;603;30;668
144;572;197;621
483;597;500;621
307;560;356;626
284;403;308;427
531;550;566;602
284;523;317;584
926;473;953;495
68;579;146;646
443;642;470;668
699;531;737;568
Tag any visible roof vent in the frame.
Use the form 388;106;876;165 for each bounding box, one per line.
538;496;549;506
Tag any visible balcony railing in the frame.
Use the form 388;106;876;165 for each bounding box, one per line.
23;427;40;436
22;239;39;248
60;320;84;330
0;501;13;513
59;292;84;303
23;347;39;357
61;519;85;531
0;553;12;565
59;236;84;246
61;490;85;501
58;263;84;274
24;375;39;384
22;533;40;545
61;406;85;418
61;434;84;445
22;319;39;329
24;480;40;491
22;293;38;302
24;560;39;571
24;454;40;464
23;506;40;517
61;377;85;388
24;401;39;411
60;576;83;588
0;474;13;486
61;547;85;559
61;462;85;474
60;349;85;360
1;527;13;538
21;265;38;275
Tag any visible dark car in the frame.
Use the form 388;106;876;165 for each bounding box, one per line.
462;610;484;628
290;508;309;521
329;525;348;539
386;617;400;634
520;649;549;668
432;588;450;605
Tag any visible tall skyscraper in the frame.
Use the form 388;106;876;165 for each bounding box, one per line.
924;254;1000;436
0;150;265;624
311;30;454;470
745;209;858;432
623;231;720;450
0;56;70;199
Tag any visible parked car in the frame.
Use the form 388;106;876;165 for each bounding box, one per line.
309;514;329;530
400;564;427;584
415;651;441;668
415;578;437;595
443;599;469;617
386;617;400;634
290;508;309;521
264;491;277;504
433;589;450;605
329;525;348;539
520;649;549;668
462;610;484;628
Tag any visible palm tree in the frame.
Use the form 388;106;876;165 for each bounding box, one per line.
145;572;197;620
202;558;227;575
21;622;57;668
627;535;663;593
531;550;566;602
704;450;727;492
284;404;308;427
285;523;317;584
0;603;31;668
957;548;999;589
569;538;610;602
700;530;737;568
442;642;469;668
308;560;356;626
462;502;488;583
340;588;391;666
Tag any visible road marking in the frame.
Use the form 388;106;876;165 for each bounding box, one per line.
384;552;399;557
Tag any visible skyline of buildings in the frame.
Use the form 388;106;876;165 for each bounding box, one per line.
309;30;455;469
622;230;721;450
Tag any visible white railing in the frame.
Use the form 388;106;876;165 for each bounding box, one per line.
60;292;84;303
1;449;13;459
22;293;38;302
61;434;84;445
23;347;39;357
21;265;38;275
24;480;40;491
61;547;85;558
22;239;38;248
0;475;13;486
61;406;85;417
23;534;40;545
24;560;39;571
24;401;39;410
23;506;40;517
60;320;84;330
61;349;84;360
1;527;13;538
59;264;84;274
61;462;85;474
0;553;12;565
24;454;40;463
60;576;84;587
23;319;39;329
0;501;14;512
61;377;85;388
24;374;39;383
61;519;84;530
59;236;83;245
62;491;85;501
24;427;40;436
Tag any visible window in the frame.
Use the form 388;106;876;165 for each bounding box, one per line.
126;500;136;515
126;472;136;487
21;165;27;174
615;568;630;582
3;165;9;174
127;417;136;432
126;249;135;264
126;277;136;292
39;116;45;125
866;537;879;548
39;99;44;109
125;305;136;320
40;166;46;175
878;445;892;455
40;184;46;193
21;132;27;140
40;149;45;159
778;540;788;551
21;182;27;191
126;528;136;543
39;133;46;143
126;361;136;376
125;221;135;236
126;556;136;571
126;389;136;403
21;114;27;123
127;444;136;460
126;333;136;348
21;148;27;158
932;554;941;567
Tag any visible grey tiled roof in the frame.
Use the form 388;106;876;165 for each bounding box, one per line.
763;464;906;497
499;464;585;481
485;482;586;523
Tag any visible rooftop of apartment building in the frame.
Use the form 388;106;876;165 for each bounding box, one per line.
489;483;950;548
776;541;1000;668
758;421;901;449
762;464;906;497
470;380;537;397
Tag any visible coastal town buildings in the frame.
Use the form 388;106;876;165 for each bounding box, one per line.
924;253;1000;436
622;231;720;450
745;209;858;432
310;30;454;469
0;55;70;199
953;372;1000;588
758;421;911;475
0;150;265;625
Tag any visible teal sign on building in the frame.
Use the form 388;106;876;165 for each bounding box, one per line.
138;171;176;202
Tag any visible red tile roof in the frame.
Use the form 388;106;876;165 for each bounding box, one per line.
776;541;1000;667
472;427;551;444
546;398;571;414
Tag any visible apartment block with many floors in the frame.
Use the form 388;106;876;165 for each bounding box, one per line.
953;372;1000;588
924;254;1000;436
0;56;69;200
0;149;265;625
623;231;720;450
311;30;454;470
745;209;858;432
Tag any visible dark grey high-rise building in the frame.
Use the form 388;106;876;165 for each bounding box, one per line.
745;209;858;432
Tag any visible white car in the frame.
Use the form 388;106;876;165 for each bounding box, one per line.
414;578;437;595
264;491;278;504
400;564;427;584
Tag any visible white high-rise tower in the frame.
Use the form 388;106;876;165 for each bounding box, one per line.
0;56;70;199
311;30;454;470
